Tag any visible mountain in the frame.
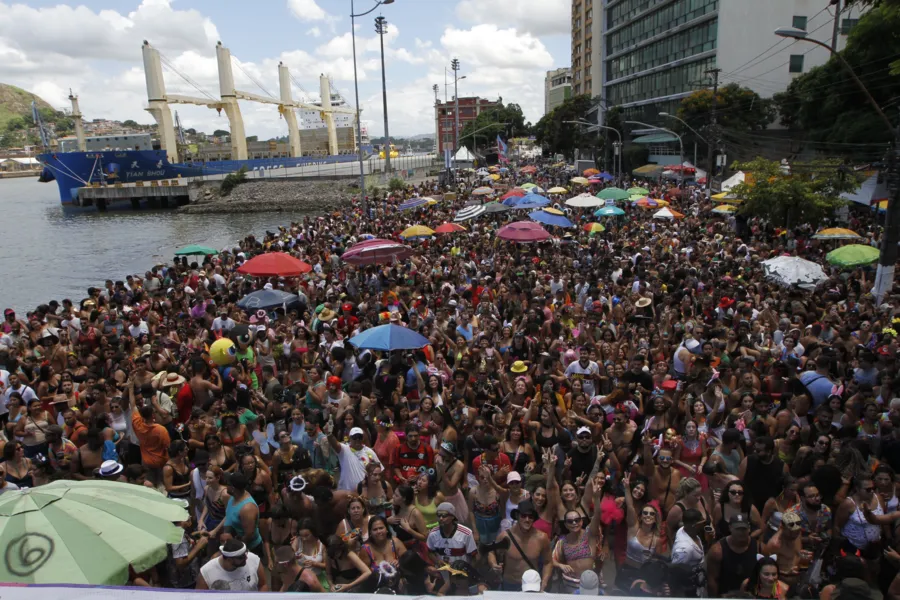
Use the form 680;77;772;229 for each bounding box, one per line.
0;83;55;130
408;133;434;141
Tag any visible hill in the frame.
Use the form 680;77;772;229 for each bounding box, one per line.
0;83;56;131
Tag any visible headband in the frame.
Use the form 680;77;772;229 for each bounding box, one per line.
289;475;308;493
220;543;247;558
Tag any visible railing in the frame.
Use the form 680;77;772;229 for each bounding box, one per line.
192;154;440;183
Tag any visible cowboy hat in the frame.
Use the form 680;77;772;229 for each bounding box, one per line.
635;297;652;308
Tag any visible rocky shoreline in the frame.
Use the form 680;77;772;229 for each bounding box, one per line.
181;178;356;214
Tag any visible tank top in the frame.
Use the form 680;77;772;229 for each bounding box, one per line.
842;498;882;549
225;495;263;550
673;343;690;375
626;531;656;564
717;538;758;595
560;531;593;562
415;497;439;530
166;462;192;499
204;490;227;526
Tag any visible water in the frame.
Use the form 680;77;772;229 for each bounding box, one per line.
0;177;306;312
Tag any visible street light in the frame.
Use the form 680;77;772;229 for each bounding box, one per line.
626;120;684;187
564;119;623;184
350;0;394;215
775;26;900;302
375;15;391;178
451;58;461;171
659;112;707;175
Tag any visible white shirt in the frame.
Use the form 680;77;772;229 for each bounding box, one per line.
336;443;381;491
128;321;150;338
670;527;704;566
200;551;261;591
1;382;37;415
426;524;477;563
564;360;600;397
212;317;236;332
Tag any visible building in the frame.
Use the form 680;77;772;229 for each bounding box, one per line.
434;96;502;155
586;0;866;125
571;0;603;97
545;68;573;114
196;127;358;161
58;133;153;153
0;157;39;172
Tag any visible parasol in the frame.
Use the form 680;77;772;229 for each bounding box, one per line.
497;221;552;243
237;252;312;276
762;256;827;289
825;244;880;267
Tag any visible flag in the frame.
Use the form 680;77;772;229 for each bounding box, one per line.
497;135;509;164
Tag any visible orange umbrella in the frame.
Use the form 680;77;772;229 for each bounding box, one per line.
434;223;467;234
583;168;600;176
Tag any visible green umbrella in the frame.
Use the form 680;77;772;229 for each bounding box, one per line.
826;244;880;268
627;186;650;195
0;480;186;584
174;244;219;256
595;187;631;201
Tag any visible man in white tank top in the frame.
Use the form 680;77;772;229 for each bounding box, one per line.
197;539;266;591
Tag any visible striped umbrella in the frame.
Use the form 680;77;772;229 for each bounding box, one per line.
471;186;494;196
583;222;606;234
813;228;862;240
398;198;429;211
454;204;487;221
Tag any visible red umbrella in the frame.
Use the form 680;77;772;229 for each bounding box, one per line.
434;223;467;234
500;189;526;201
342;239;413;265
497;221;551;243
237;252;312;276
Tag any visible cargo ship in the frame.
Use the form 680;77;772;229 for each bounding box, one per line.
37;41;369;209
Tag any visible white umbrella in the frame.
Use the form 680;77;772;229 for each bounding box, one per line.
653;207;678;219
762;256;828;290
565;193;604;208
454;204;487;222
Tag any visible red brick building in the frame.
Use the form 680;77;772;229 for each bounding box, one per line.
434;96;501;155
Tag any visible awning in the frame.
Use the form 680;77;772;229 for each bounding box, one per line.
632;133;679;144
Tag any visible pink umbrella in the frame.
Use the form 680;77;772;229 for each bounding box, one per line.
342;238;413;265
497;221;552;243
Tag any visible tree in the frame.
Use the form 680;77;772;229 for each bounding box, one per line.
773;2;900;146
459;102;530;152
533;94;598;162
676;84;775;155
5;116;26;132
213;129;230;138
122;119;139;128
731;157;858;228
246;136;258;143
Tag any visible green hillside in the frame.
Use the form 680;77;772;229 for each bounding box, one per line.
0;83;56;130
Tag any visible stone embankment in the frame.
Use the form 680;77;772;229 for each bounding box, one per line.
181;179;354;214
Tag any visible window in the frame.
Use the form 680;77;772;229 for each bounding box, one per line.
789;54;804;73
792;15;807;30
841;18;859;34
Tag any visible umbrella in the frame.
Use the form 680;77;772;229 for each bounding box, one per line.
529;209;574;228
583;222;606;234
435;223;467;234
398;197;429;211
711;192;743;204
483;201;511;214
513;195;550;209
520;165;538;174
499;167;509;173
636;198;660;208
565;193;605;208
490;174;501;181
598;172;615;181
653;207;684;219
570;176;590;185
826;244;880;267
237;289;303;312
762;256;827;289
471;186;493;196
627;186;650;195
237;252;312;276
0;480;186;584
548;186;568;194
500;189;526;201
488;166;500;172
348;324;431;351
400;225;435;239
342;239;413;265
532;186;545;194
454;204;487;221
595;206;625;217
596;187;631;201
583;168;599;176
520;183;537;190
813;227;862;240
482;175;494;182
497;221;552;243
712;204;738;215
174;244;218;256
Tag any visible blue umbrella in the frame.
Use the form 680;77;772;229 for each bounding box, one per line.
513;194;550;209
237;289;303;312
398;198;428;211
594;206;626;217
348;324;431;351
499;167;509;173
598;172;614;181
528;209;574;228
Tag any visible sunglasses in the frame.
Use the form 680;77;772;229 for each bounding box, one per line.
518;513;536;521
474;425;485;430
729;489;744;496
350;434;364;440
641;510;656;517
565;518;582;524
437;512;453;519
863;486;875;492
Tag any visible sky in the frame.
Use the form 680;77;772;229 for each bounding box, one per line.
0;0;571;139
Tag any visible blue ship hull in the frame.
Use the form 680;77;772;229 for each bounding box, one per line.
37;149;365;209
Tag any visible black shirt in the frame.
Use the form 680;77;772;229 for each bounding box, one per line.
744;454;785;513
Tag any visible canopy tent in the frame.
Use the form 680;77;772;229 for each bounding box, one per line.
454;147;475;161
721;171;745;192
841;173;891;207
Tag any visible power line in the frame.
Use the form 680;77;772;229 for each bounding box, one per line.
158;53;217;102
231;56;276;99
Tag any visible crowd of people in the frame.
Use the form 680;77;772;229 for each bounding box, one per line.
0;159;897;598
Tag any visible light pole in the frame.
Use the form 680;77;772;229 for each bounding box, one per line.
626;120;684;187
565;119;623;185
460;122;509;157
432;84;439;155
451;59;461;171
350;0;394;214
375;15;391;178
775;26;900;302
659;112;707;176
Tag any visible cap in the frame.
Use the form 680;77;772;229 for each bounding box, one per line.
729;513;751;529
349;427;365;437
506;471;522;484
522;569;542;593
440;441;455;454
436;502;457;518
782;511;802;530
579;570;601;596
577;426;592;436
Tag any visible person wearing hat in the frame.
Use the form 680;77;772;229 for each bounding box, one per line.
197;538;267;591
426;501;477;566
706;513;759;597
760;510;804;585
488;499;552;591
325;420;382;491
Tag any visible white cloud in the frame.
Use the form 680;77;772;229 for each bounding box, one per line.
288;0;331;22
456;0;571;37
306;27;322;38
441;25;553;70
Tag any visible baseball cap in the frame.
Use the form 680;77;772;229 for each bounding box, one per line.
729;513;751;529
522;569;541;593
349;427;364;438
436;502;457;518
576;426;592;437
507;471;522;484
579;570;601;595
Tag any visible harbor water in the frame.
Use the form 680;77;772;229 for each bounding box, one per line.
0;176;309;312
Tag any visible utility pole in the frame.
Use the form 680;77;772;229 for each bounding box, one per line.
375;16;391;177
432;84;439;156
451;58;461;171
831;0;842;53
705;67;721;199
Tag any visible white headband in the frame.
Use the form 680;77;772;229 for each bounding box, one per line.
220;543;247;558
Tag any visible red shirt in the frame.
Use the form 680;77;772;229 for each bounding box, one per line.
472;451;511;475
391;441;434;483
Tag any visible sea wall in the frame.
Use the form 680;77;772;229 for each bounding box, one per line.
182;178;355;214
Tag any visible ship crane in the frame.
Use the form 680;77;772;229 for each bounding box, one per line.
142;40;356;163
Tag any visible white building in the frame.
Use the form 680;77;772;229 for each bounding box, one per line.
545;68;573;115
298;93;370;147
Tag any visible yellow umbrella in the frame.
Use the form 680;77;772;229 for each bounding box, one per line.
543;207;565;215
711;192;743;204
548;186;568;194
712;204;737;214
813;227;862;240
570;177;589;185
583;222;606;234
490;174;501;181
399;225;435;239
424;198;438;205
488;166;500;172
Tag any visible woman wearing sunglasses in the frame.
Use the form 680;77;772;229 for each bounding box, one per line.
622;472;664;573
714;480;762;540
551;473;607;593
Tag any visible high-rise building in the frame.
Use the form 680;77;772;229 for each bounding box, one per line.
585;0;866;125
545;68;574;114
434;96;501;156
